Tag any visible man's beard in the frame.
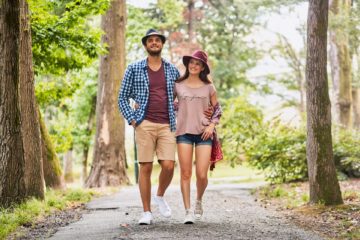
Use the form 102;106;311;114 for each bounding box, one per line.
146;47;162;56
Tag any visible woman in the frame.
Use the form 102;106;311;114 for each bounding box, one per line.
174;50;220;224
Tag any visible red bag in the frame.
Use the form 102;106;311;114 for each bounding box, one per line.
210;130;223;171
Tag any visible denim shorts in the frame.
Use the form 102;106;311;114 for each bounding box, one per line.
176;133;212;146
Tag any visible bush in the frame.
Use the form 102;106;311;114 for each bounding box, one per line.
218;97;263;166
333;128;360;178
243;122;360;183
243;120;307;183
219;97;360;183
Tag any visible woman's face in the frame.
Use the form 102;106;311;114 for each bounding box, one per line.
188;58;205;75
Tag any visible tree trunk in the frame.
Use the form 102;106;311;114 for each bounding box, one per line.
188;0;195;43
0;0;27;207
352;88;360;129
64;149;74;183
82;146;89;182
299;76;306;113
19;0;45;199
82;95;97;182
329;0;352;128
86;0;129;187
39;110;64;189
306;0;343;205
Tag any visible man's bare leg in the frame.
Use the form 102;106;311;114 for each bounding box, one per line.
139;162;153;212
157;160;174;196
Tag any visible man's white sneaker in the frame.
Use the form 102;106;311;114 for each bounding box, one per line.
184;209;194;224
153;195;171;217
194;200;203;219
138;211;153;225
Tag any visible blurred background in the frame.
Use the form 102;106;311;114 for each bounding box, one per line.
31;0;360;187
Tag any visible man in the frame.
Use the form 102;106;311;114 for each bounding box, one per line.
118;29;179;225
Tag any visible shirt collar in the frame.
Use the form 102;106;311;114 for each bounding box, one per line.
141;58;170;69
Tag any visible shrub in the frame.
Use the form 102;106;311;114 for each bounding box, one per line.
218;97;263;166
243;120;307;183
333;128;360;178
219;97;360;183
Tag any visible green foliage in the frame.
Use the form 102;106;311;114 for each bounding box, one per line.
196;0;303;93
35;75;81;108
198;1;260;92
30;0;109;155
69;65;98;151
126;6;153;61
0;188;98;239
219;96;263;166
126;1;185;63
244;120;307;183
239;120;360;183
29;0;109;75
148;0;185;30
256;183;310;208
38;65;98;154
333;128;360;178
64;188;94;202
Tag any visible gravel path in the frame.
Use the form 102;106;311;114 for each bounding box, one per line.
49;183;325;240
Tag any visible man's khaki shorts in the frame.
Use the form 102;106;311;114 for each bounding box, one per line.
135;120;176;163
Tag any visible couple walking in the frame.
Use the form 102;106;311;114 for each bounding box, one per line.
118;29;222;225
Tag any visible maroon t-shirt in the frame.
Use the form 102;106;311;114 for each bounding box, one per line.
145;63;169;123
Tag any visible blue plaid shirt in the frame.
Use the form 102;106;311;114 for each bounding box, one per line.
118;58;180;132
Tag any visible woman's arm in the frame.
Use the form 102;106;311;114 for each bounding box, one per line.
201;90;220;140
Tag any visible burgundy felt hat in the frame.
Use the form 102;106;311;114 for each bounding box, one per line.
182;50;210;74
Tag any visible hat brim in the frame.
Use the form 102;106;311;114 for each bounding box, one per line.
142;33;166;45
183;56;210;74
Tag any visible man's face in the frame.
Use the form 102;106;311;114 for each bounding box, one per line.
145;35;163;56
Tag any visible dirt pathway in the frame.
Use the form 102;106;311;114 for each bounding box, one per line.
49;183;324;240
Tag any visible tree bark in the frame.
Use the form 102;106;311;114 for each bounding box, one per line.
82;95;96;182
352;88;360;129
306;0;343;205
0;0;27;207
39;110;64;189
188;0;195;43
19;0;45;199
63;149;74;183
82;146;89;182
86;0;129;187
329;0;352;128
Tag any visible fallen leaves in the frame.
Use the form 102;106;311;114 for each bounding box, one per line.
254;179;360;240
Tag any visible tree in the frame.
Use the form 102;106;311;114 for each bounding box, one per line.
270;31;306;113
306;0;343;205
30;0;110;187
349;1;360;129
0;0;27;207
329;0;352;128
63;148;74;182
86;0;129;187
39;111;64;189
198;0;262;92
19;0;45;199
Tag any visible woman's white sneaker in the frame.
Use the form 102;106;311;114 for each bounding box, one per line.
138;211;153;225
194;200;203;219
153;195;171;217
184;209;194;224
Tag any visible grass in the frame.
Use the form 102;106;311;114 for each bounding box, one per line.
254;180;360;240
126;161;265;185
0;188;100;240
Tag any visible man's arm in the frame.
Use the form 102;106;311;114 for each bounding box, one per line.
118;65;136;125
